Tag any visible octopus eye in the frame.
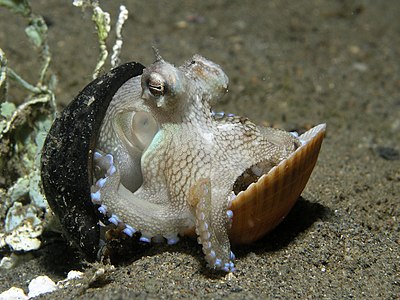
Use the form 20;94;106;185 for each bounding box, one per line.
147;73;166;97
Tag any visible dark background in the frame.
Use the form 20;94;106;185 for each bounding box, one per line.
0;1;399;298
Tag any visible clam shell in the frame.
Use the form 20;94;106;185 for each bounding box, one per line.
41;62;145;259
229;123;326;244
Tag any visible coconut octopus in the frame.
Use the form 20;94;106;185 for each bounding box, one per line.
41;52;325;273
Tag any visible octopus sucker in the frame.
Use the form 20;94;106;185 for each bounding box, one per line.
41;52;326;272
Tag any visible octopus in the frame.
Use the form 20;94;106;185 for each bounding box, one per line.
90;52;302;272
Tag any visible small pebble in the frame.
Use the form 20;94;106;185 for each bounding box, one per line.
376;146;399;161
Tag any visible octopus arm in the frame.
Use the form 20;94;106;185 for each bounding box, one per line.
92;152;189;244
190;179;235;272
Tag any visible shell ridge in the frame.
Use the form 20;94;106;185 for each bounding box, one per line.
229;124;326;244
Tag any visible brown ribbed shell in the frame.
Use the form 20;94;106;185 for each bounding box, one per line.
228;124;326;244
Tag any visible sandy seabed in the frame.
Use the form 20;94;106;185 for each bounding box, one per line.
0;1;399;299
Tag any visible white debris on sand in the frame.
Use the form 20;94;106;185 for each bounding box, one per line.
0;287;28;300
0;270;84;299
27;275;57;298
57;270;84;289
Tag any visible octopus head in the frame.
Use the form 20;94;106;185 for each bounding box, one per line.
141;53;229;122
141;58;187;113
180;54;229;105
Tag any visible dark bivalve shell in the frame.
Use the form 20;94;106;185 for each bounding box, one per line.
41;62;145;259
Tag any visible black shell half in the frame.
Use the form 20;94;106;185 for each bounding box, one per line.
41;62;145;260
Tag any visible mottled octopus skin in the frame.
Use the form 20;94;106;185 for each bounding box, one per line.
92;55;300;271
